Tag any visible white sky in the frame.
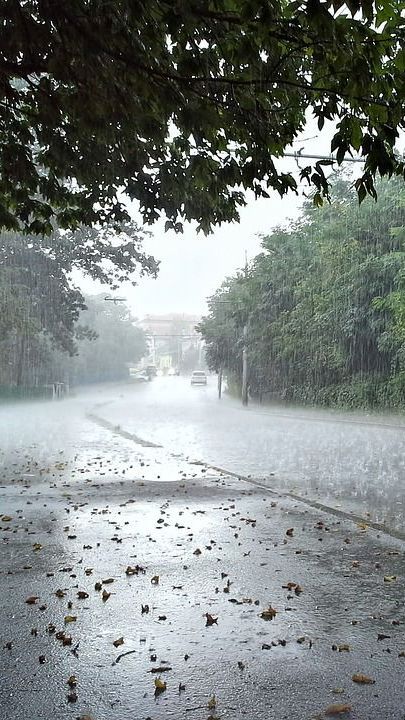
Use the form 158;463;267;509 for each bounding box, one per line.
79;120;353;320
124;190;303;319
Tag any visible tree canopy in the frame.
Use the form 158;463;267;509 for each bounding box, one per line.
0;221;158;389
69;295;148;385
199;173;405;409
0;290;147;389
3;1;405;233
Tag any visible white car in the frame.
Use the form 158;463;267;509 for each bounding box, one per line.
191;370;207;386
131;370;149;382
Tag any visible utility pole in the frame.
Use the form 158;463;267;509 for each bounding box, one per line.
218;366;223;399
241;324;248;406
241;251;249;406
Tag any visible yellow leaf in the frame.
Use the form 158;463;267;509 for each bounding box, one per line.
352;673;374;684
154;678;166;694
208;695;216;709
64;615;77;624
384;575;397;583
1;516;12;522
324;703;352;715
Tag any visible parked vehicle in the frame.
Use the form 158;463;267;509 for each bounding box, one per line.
145;365;157;379
191;370;207;386
131;370;149;382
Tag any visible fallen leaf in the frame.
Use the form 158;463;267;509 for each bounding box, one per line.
77;591;89;599
102;589;111;602
260;606;277;620
154;677;167;695
102;578;114;584
384;575;397;583
208;695;216;709
193;548;202;555
94;582;102;591
205;613;218;626
286;528;294;537
125;564;145;575
113;637;124;647
25;596;39;605
324;703;352;715
67;675;77;687
1;516;12;522
64;615;77;624
282;582;297;590
352;673;374;684
33;543;42;551
151;575;160;584
55;589;66;598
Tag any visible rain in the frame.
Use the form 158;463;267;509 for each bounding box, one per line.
2;4;405;720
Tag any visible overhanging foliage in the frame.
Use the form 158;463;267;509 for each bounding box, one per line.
2;1;405;232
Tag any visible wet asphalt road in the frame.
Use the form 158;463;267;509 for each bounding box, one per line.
87;376;405;533
1;382;405;720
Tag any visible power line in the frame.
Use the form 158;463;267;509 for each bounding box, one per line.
283;151;364;164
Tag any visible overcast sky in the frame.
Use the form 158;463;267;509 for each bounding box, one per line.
124;190;302;319
80;121;351;320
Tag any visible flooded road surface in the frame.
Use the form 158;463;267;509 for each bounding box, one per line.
88;376;405;535
1;403;405;720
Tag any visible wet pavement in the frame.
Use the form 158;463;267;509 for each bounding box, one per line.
1;383;405;719
86;376;405;533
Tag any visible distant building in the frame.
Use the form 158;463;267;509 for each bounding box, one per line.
139;314;202;372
